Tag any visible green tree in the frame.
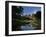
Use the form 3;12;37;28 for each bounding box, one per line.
31;11;41;30
12;6;23;31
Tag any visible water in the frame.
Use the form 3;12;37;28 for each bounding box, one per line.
20;24;35;31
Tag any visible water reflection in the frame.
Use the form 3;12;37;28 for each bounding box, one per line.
20;24;35;31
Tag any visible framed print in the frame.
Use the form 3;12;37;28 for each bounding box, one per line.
5;1;45;36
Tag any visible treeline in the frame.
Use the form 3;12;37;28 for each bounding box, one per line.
31;11;41;29
12;6;23;31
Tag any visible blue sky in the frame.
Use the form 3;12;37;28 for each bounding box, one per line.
22;6;41;16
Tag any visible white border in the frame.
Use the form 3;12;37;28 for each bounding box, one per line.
9;2;44;35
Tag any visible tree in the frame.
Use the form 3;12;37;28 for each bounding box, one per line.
35;11;41;19
31;11;41;30
12;6;23;18
12;6;23;31
28;14;31;16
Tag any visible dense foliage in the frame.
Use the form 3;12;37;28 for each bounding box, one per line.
31;11;41;29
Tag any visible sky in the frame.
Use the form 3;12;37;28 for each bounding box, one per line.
22;6;41;16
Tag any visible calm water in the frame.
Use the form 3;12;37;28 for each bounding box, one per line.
20;24;36;31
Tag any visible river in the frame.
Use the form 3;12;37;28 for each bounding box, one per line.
20;24;36;31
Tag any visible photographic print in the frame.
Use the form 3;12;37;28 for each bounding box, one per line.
5;1;45;36
12;6;41;31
